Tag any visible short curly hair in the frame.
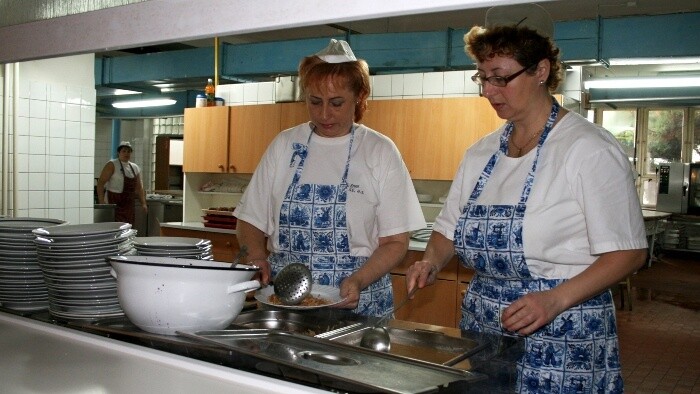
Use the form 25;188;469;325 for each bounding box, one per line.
464;25;562;92
298;56;371;122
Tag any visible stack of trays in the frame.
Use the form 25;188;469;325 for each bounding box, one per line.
411;222;434;242
133;236;213;260
33;222;136;322
202;207;237;230
0;218;65;312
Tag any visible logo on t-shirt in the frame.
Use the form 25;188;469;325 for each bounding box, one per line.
348;183;365;195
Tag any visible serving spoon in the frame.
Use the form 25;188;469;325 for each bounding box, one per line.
359;287;418;352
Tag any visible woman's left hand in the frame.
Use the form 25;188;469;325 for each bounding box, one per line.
501;290;564;335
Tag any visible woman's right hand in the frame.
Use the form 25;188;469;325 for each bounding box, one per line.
247;258;272;285
405;260;439;296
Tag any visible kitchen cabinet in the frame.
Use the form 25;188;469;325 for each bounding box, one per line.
154;135;183;190
183;106;230;173
184;105;281;174
159;226;240;262
390;250;473;328
363;97;504;180
279;102;309;131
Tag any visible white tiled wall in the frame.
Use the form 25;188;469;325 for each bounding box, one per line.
3;80;97;224
215;71;485;105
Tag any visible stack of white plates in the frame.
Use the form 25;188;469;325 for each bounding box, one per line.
0;218;65;311
411;222;434;242
134;236;213;259
33;222;136;322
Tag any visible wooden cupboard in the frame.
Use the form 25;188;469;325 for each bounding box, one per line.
183;106;230;173
390;250;474;328
183;105;281;173
363;97;504;180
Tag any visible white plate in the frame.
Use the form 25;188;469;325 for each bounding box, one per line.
133;236;212;249
32;222;131;240
0;218;65;232
255;284;345;310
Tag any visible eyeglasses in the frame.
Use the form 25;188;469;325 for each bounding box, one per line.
471;64;535;87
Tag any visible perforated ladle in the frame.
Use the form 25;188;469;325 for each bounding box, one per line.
273;263;312;305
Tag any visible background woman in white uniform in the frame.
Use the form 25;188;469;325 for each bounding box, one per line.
234;40;425;317
405;4;647;393
96;141;147;225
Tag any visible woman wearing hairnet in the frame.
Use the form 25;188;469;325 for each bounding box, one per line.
234;39;425;317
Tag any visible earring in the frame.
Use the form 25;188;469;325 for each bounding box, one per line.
539;80;545;86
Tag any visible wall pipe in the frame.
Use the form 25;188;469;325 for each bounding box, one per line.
1;64;9;216
111;119;121;159
12;63;18;217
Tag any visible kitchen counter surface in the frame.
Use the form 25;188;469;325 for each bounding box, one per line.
0;311;326;394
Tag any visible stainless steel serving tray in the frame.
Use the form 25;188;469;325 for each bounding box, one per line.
178;328;485;394
324;325;489;367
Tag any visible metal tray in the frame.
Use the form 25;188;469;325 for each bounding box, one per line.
177;328;485;394
231;309;361;336
325;326;489;367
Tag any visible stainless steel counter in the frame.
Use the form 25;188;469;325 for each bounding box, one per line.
0;311;326;394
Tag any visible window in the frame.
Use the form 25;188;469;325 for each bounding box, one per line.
601;109;636;164
645;109;684;174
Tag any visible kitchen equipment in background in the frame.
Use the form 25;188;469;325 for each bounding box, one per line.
147;198;183;236
107;255;260;335
411;222;434;241
93;204;116;223
202;207;237;229
656;162;700;214
154;136;183;190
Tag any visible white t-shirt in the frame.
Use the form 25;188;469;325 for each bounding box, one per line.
235;123;426;257
105;159;141;193
434;111;648;279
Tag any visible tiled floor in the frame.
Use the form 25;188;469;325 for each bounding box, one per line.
615;253;700;393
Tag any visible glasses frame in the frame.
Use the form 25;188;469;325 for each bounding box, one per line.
471;64;536;88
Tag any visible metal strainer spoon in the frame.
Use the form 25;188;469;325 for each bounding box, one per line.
360;287;418;352
273;263;312;305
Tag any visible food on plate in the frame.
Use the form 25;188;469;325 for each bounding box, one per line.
268;293;329;307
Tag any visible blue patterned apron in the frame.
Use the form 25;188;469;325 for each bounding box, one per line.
454;100;624;394
268;125;393;317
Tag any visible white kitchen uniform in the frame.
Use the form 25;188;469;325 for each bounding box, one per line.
235;122;425;315
104;158;141;193
434;111;648;277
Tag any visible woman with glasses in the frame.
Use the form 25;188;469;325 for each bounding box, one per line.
234;39;425;317
405;4;647;393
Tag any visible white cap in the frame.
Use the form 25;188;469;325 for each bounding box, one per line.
485;3;554;38
314;39;357;63
117;141;133;152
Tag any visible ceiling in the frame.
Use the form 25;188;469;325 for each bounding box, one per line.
95;0;700;110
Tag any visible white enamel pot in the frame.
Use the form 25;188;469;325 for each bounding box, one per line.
108;255;260;335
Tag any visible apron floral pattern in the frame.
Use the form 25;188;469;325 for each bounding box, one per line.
269;126;394;317
454;99;624;394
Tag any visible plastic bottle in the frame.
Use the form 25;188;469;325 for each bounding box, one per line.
205;78;215;107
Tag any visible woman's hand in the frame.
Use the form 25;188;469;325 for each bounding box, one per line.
501;290;565;335
335;276;361;309
405;260;439;295
248;258;272;285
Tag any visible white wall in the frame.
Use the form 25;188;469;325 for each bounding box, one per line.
0;54;96;223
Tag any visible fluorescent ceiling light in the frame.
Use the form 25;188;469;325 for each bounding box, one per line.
584;77;700;89
608;57;700;66
113;89;141;96
112;98;176;109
